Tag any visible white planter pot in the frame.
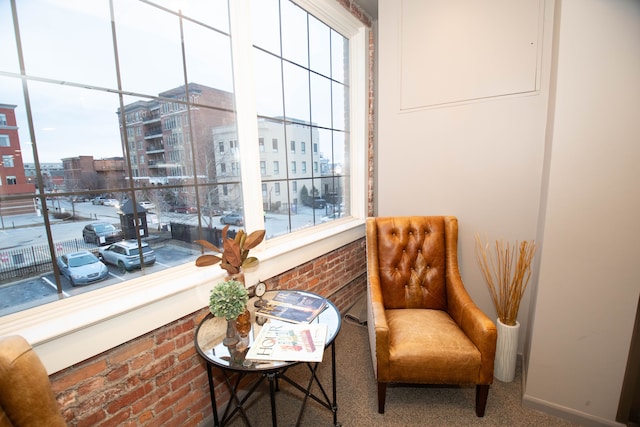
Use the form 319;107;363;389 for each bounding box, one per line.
494;318;520;382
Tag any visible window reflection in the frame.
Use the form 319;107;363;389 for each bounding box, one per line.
281;0;309;68
17;0;116;89
0;0;354;316
0;0;238;315
251;0;281;56
254;1;350;240
113;0;184;94
0;1;19;73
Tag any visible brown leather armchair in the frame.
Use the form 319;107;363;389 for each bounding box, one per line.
0;335;67;427
366;216;497;416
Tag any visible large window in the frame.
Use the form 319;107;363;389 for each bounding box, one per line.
253;0;350;235
0;0;367;370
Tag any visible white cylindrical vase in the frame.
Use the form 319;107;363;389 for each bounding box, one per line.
494;319;520;382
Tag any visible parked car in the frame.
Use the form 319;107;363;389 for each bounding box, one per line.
102;199;120;207
91;197;106;205
98;240;156;273
69;195;90;203
56;251;109;286
304;197;327;209
220;212;244;226
170;205;197;214
138;201;155;211
82;222;123;245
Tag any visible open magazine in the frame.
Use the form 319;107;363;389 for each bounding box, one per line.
256;291;328;324
245;321;328;363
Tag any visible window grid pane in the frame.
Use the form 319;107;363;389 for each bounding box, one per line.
0;0;357;316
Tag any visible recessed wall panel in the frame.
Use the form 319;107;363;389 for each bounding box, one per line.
400;0;542;109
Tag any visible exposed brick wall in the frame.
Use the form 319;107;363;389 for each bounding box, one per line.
48;3;375;425
50;238;367;427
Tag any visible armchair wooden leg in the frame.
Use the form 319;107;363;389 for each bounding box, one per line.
475;384;490;417
377;382;387;414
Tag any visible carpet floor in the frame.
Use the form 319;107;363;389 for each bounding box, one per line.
217;316;579;427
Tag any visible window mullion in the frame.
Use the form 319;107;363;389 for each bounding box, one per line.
229;0;264;232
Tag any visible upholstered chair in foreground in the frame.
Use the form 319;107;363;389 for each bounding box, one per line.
366;216;497;416
0;335;67;426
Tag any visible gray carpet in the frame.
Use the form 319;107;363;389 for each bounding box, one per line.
219;312;579;427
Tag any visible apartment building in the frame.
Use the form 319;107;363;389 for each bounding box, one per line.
0;103;36;216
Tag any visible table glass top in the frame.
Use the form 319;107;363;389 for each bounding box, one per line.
195;290;341;371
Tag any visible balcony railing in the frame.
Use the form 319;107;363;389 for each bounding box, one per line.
146;144;165;153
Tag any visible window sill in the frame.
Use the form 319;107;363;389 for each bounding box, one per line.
0;218;365;374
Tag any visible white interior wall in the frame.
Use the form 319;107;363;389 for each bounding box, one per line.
377;0;640;424
377;0;554;350
524;1;640;425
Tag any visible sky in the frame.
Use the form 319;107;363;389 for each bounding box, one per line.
0;0;347;166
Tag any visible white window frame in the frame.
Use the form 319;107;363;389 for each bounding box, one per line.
0;0;368;374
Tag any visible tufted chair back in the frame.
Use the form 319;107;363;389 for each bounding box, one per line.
374;216;447;311
0;335;67;427
366;216;496;417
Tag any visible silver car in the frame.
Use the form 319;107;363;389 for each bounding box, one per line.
82;222;123;246
98;240;156;273
57;251;109;286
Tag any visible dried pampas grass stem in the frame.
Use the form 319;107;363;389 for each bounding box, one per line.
475;234;536;326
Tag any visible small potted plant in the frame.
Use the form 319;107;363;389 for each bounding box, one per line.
209;279;249;346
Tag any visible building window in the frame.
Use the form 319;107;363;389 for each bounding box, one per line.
290;141;295;153
273;161;279;175
0;114;7;126
6;176;17;185
260;161;266;176
2;155;14;168
0;0;368;358
301;141;306;154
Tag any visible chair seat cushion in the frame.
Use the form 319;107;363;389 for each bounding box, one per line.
386;309;482;384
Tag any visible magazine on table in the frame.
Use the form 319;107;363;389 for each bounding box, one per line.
245;321;328;363
256;291;328;324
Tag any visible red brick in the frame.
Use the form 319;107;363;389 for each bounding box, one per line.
75;408;107;427
52;358;108;391
109;336;154;365
53;235;367;426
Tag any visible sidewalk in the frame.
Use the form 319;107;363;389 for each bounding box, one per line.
0;211;65;230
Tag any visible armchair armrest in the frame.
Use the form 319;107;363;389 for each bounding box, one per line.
368;272;390;381
443;217;496;383
447;273;497;383
366;218;390;381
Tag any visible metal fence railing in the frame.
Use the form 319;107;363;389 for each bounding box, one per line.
0;238;98;283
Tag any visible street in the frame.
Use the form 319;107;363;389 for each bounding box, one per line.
0;198;341;316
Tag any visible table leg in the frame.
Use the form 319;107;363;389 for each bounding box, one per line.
267;372;278;427
206;364;221;427
331;341;339;426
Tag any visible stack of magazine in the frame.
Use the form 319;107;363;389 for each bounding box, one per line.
247;291;329;363
245;321;328;363
256;291;327;324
